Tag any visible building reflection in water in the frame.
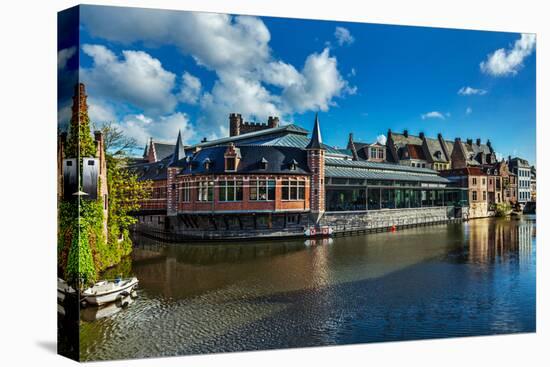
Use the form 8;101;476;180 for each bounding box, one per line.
466;217;535;266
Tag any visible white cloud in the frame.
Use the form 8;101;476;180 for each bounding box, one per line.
82;8;353;138
458;86;487;95
81;44;177;115
179;72;202;104
334;27;354;46
260;61;303;88
58;46;76;70
480;33;536;76
88;98;118;124
282;48;355;113
421;111;446;120
117;112;195;146
466;107;473;115
376;134;387;145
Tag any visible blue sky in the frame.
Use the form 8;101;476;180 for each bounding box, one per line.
58;5;536;164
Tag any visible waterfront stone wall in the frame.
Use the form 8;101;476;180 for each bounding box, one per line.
319;206;454;233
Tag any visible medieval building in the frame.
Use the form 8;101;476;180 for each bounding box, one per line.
131;114;464;240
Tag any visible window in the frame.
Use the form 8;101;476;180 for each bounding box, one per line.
66;160;72;166
225;157;236;171
180;182;191;202
260;158;268;170
482;178;486;185
483;191;487;201
282;179;306;200
472;177;477;185
249;179;276;201
88;160;95;166
378;148;384;159
472;191;478;201
219;179;243;201
197;181;214;202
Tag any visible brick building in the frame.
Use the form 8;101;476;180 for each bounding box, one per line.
132;114;462;239
440;167;488;219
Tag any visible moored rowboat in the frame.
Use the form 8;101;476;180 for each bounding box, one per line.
81;277;139;307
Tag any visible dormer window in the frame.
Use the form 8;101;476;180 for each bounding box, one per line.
260;157;268;170
225;157;236;171
289;159;298;171
204;158;212;171
224;143;241;172
434;151;442;159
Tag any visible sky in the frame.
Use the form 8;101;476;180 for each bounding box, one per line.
58;5;536;164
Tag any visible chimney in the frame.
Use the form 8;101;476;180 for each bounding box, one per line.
438;133;443;139
201;137;208;143
229;113;243;137
476;138;481;146
466;138;473;145
267;116;280;128
94;130;103;142
419;132;425;140
455;137;461;143
404;129;409;138
71;83;88;121
387;129;392;139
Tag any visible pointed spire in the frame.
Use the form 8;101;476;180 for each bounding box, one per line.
170;130;186;165
306;113;324;150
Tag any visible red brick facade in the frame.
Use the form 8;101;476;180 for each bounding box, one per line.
174;175;310;214
308;149;325;216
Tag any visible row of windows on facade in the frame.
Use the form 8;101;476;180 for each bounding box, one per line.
518;169;531;177
519;191;531;200
178;179;307;202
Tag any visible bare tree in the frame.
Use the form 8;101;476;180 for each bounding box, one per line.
97;121;138;157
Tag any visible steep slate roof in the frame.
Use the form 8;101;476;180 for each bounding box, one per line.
391;132;423;146
407;144;426;160
152;142;176;161
460;142;481;166
177;145;310;175
131;160;169;181
424;137;448;163
305;113;323;149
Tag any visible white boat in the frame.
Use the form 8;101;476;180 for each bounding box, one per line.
304;226;334;237
57;278;76;303
81;277;139;307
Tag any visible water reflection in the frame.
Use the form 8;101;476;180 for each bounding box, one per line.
78;217;536;361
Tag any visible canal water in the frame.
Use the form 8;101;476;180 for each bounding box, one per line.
77;216;536;361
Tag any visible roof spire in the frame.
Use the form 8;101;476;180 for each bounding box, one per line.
170;130;185;165
306;113;324;150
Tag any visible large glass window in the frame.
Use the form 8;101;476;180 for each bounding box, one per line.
381;188;395;209
281;179;305;200
367;188;381;210
180;182;191;202
250;179;276;201
326;188;366;211
197;181;214;202
219;179;243;201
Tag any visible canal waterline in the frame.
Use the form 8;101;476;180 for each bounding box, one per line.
77;216;536;361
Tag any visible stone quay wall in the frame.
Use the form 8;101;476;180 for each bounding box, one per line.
319;206;458;233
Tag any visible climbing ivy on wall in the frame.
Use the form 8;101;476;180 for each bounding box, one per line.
58;115;150;288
